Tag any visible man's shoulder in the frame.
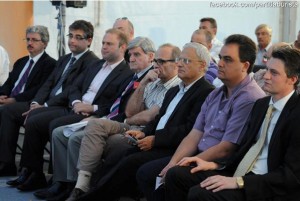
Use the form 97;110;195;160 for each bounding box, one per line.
238;78;266;101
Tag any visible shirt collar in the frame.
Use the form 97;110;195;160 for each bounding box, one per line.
222;74;252;95
72;48;89;61
103;59;124;70
269;90;295;112
136;65;153;79
258;42;272;51
163;75;180;89
30;50;44;63
179;76;203;93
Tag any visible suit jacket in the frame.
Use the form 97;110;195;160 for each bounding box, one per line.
68;59;134;118
143;77;215;152
0;52;56;102
33;51;99;106
225;93;300;201
110;67;153;122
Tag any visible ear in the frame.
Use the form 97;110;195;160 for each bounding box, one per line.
148;52;155;61
242;61;250;73
87;38;93;46
288;75;298;86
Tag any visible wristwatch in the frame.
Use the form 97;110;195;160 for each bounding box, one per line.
236;177;244;189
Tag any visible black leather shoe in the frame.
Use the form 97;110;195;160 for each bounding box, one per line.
34;181;68;199
65;188;85;201
17;172;47;191
0;162;17;177
6;167;31;186
47;182;75;201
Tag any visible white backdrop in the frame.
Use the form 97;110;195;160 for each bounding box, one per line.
34;0;300;60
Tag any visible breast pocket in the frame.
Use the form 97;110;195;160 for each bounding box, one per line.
210;111;229;140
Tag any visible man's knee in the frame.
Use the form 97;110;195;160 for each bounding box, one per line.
187;186;209;201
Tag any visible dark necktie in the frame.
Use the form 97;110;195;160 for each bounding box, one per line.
11;59;34;97
107;74;138;119
50;57;76;97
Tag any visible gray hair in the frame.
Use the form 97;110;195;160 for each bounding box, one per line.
183;42;210;72
26;25;49;43
128;36;156;53
255;24;272;36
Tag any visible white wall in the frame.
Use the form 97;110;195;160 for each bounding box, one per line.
34;0;299;60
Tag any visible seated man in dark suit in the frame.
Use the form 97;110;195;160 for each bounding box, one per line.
0;20;98;177
164;47;300;201
79;42;215;201
0;25;56;105
6;27;134;191
136;34;266;201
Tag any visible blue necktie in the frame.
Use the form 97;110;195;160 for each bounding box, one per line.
50;57;76;97
11;59;34;97
107;74;138;119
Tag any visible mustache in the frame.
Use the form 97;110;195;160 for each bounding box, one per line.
27;45;34;49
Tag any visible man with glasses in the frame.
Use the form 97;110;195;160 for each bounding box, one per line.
136;34;266;201
0;25;56;176
0;25;56;106
1;19;99;186
80;42;215;201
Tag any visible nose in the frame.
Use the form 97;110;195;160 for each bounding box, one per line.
263;69;270;80
217;58;223;68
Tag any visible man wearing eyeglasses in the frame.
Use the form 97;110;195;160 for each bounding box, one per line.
0;25;56;106
79;42;215;201
136;35;266;201
0;25;56;176
0;20;98;180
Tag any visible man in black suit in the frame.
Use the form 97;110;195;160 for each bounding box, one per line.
164;48;300;201
80;42;215;201
0;20;98;177
0;25;56;104
5;27;134;191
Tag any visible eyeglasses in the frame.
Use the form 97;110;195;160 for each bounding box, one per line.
153;58;175;65
175;58;202;65
66;33;87;41
24;38;42;43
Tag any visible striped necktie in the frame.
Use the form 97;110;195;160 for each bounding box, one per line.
50;57;76;97
107;74;138;119
11;59;34;97
234;105;275;176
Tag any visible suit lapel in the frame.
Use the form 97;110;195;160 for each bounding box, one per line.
268;92;298;150
94;61;126;100
54;54;72;84
82;62;103;94
166;78;204;122
25;53;47;86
